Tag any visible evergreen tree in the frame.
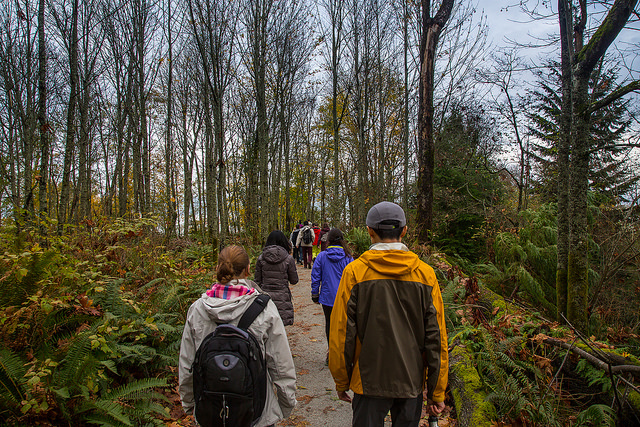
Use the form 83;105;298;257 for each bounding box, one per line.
432;103;505;262
527;62;638;204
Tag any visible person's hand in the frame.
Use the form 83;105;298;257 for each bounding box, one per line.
425;399;445;416
311;294;319;304
337;390;352;403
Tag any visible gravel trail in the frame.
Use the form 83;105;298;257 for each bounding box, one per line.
280;263;352;426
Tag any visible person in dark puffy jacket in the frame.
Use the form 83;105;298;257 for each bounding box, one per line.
311;228;353;360
255;230;299;325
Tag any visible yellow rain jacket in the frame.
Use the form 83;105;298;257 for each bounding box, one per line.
328;243;448;402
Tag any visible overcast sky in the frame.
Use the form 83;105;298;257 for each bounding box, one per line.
481;1;640;70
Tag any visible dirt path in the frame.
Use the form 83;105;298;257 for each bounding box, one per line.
280;263;353;426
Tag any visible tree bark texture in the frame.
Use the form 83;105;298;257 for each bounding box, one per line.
556;0;572;319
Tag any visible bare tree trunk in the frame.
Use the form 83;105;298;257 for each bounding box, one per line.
328;0;344;224
37;0;49;223
78;86;91;221
402;0;409;210
203;85;216;243
165;0;176;238
254;0;271;238
58;0;80;233
416;0;453;243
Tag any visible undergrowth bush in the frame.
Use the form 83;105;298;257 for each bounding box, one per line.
0;217;211;425
345;227;370;258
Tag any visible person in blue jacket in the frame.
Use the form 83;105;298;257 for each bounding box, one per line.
311;228;353;361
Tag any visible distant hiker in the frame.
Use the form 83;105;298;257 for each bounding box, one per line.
312;223;321;246
296;221;314;269
311;223;321;258
255;230;299;326
318;223;331;251
290;225;302;265
329;201;448;426
311;228;353;364
179;245;297;426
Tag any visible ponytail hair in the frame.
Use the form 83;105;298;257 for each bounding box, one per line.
216;245;250;284
327;228;352;258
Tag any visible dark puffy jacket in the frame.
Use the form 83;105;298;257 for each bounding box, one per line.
254;245;299;325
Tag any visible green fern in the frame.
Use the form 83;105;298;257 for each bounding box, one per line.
102;377;167;400
77;378;167;426
55;331;95;387
575;359;612;393
345;227;370;258
0;250;58;308
0;347;27;408
476;331;561;426
80;399;133;426
574;404;616;426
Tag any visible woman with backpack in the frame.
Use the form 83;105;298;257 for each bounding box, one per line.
254;230;299;326
179;245;297;427
310;228;353;363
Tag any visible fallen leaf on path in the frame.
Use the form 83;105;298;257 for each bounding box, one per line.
297;395;314;404
279;415;310;426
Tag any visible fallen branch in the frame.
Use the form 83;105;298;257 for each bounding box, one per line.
541;336;640;375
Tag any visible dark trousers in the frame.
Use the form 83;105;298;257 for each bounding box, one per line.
352;393;423;427
292;246;300;263
301;246;313;267
322;304;333;341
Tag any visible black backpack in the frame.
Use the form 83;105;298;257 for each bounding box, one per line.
291;229;300;245
302;227;313;244
191;294;270;427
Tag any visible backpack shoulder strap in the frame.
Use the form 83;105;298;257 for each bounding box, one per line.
238;293;271;331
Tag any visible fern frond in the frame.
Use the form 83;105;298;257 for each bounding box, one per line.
82;399;133;427
102;377;167;401
0;347;26;403
574;404;616;427
137;278;167;294
126;399;169;419
56;331;100;388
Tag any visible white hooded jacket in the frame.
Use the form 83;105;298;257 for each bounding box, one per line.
179;279;297;426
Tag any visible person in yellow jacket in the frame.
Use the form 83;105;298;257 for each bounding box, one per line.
328;201;448;426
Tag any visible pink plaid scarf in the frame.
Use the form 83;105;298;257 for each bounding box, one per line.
207;281;255;299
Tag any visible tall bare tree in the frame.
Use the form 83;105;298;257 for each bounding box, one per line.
416;0;453;242
54;0;80;232
37;0;49;222
187;0;238;243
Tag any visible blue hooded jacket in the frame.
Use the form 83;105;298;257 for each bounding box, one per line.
311;246;353;306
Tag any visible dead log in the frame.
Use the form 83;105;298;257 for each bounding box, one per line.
448;344;495;427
